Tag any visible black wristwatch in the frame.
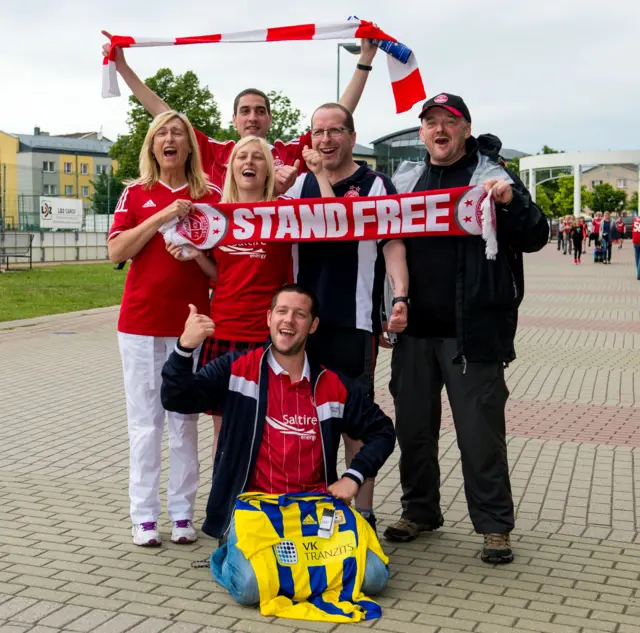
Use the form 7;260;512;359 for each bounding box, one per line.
392;296;410;307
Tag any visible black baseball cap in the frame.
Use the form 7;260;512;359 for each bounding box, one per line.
418;93;471;122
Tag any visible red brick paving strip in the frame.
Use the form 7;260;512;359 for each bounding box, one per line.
376;389;640;447
519;315;640;332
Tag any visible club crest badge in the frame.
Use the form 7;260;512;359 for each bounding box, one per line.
274;540;298;565
176;204;228;248
455;185;495;236
344;186;361;198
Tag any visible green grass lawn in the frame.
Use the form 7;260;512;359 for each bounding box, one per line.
0;263;125;322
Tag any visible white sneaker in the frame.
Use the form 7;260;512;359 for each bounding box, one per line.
132;522;161;546
171;519;198;544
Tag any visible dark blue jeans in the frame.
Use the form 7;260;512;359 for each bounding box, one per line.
601;236;612;262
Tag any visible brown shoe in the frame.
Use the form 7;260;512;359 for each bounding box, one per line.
481;533;514;564
383;517;443;543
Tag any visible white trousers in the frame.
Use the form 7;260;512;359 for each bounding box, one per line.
117;332;199;524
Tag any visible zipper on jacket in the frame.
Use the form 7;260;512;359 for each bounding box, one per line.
221;345;268;537
312;369;330;487
511;251;519;299
462;355;468;375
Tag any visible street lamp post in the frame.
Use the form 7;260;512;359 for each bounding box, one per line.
336;43;362;101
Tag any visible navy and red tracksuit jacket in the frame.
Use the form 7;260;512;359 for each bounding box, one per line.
161;344;395;538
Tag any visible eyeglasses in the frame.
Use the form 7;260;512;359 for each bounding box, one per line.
310;127;350;139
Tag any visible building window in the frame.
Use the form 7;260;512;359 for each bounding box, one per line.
617;179;627;189
591;180;603;188
65;185;73;196
64;162;72;174
96;164;108;175
42;161;55;172
43;185;58;195
81;186;90;198
81;163;89;175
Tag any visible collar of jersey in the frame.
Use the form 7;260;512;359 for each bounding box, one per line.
326;162;370;190
267;349;311;382
158;180;189;193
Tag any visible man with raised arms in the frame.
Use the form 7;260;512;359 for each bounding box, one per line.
102;33;379;195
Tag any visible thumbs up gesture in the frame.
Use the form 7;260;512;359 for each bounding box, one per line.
302;147;324;176
274;159;300;195
179;304;215;349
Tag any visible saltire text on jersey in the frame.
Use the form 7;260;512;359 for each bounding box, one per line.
233;492;388;622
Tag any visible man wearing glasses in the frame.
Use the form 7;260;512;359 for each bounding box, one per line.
284;103;397;533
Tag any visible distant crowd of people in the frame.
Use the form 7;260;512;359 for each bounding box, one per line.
555;211;636;266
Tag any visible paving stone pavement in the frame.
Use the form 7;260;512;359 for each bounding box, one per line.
1;245;640;633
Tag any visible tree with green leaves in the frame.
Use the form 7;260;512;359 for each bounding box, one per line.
264;91;303;143
589;183;626;214
109;68;223;181
90;171;125;215
535;188;554;217
553;177;590;217
625;191;638;213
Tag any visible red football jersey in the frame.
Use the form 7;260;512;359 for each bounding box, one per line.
109;181;216;337
248;353;326;495
633;217;640;245
210;239;292;342
194;129;311;193
592;218;602;234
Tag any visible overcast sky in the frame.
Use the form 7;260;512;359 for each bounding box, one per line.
1;0;638;154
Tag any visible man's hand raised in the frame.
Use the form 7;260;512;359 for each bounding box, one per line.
327;477;359;504
179;304;215;350
302;147;324;176
101;30;127;71
274;160;300;195
358;36;379;66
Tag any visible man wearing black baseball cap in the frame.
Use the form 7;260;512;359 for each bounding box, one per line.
381;92;549;564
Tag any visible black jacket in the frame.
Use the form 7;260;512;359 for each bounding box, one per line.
402;134;549;363
161;344;396;538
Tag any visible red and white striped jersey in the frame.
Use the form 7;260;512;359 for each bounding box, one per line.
247;351;326;495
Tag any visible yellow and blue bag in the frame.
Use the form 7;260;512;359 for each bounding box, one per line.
225;492;389;623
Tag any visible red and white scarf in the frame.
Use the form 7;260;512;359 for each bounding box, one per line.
159;185;499;260
102;19;425;113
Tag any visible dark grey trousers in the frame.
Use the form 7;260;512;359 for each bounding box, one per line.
390;336;514;534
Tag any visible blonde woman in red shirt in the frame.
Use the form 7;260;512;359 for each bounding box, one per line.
108;110;218;547
195;136;331;466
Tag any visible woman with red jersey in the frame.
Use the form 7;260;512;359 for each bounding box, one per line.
194;135;329;464
615;214;626;249
108;111;217;547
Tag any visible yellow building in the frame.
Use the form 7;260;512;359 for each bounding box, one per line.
0;128;116;229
